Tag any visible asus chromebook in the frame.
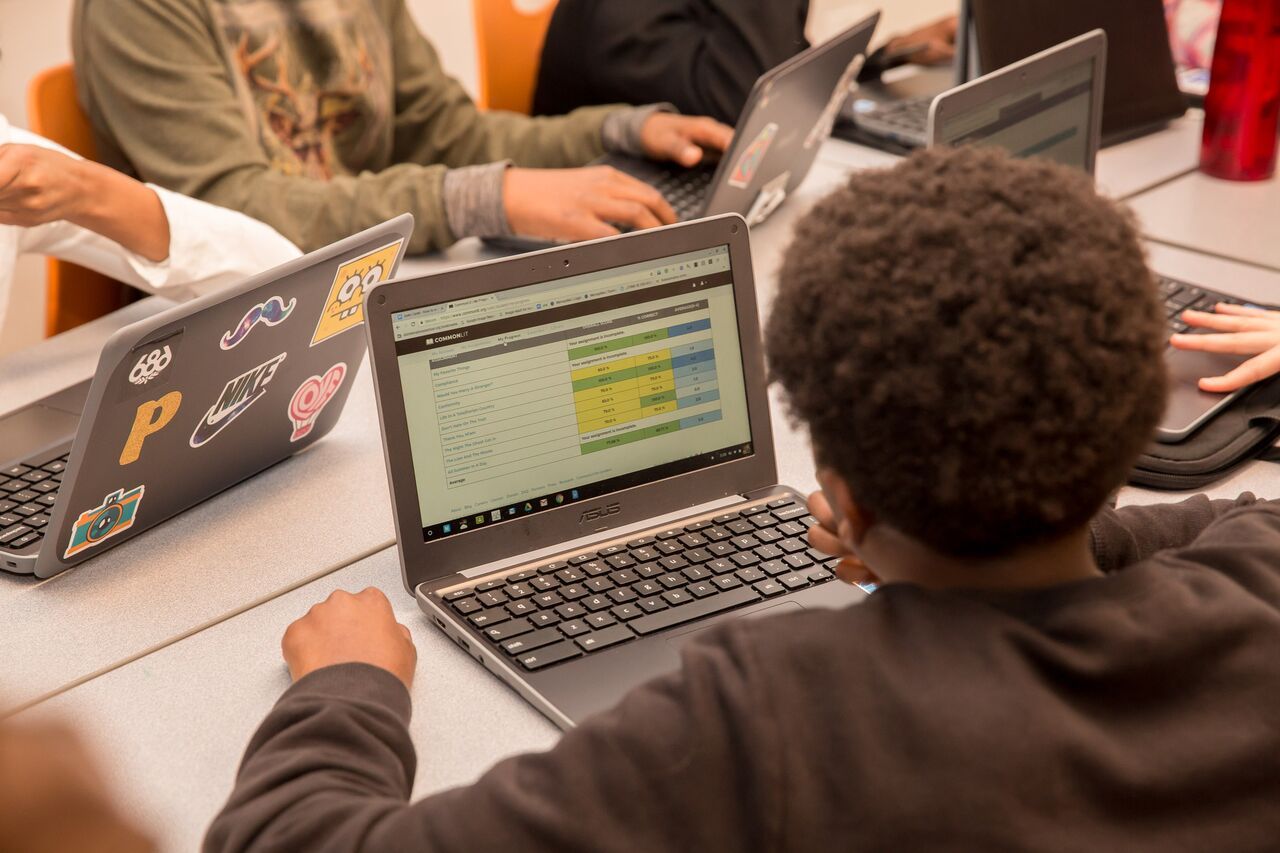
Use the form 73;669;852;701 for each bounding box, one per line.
0;216;412;578
365;215;865;728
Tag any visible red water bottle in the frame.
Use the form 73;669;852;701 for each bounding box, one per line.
1199;0;1280;181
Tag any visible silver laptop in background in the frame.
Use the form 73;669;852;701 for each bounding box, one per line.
364;215;866;728
0;216;413;578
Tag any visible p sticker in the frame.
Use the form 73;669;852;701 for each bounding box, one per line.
120;391;182;465
311;240;404;346
728;122;778;189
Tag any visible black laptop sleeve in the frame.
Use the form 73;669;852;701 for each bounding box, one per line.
1130;378;1280;490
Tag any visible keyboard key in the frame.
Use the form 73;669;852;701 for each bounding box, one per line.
755;528;783;543
633;579;663;596
452;598;482;615
532;591;563;608
685;548;713;564
585;576;614;593
754;544;784;560
778;573;810;590
1;465;30;478
475;579;505;592
658;555;688;570
556;602;587;620
784;553;814;570
0;514;19;528
0;500;14;514
730;535;759;550
41;460;66;474
656;528;683;540
778;521;806;537
609;569;638;585
20;470;49;484
443;588;473;601
0;525;32;544
658;573;686;589
773;505;809;521
598;544;626;557
735;567;766;583
555;567;585;584
484;618;533;642
25;514;48;529
10;490;37;504
741;504;769;517
703;526;731;541
635;561;664;578
726;520;754;535
778;537;807;554
530;610;561;627
638;596;668;613
568;554;594;565
807;568;835;583
631;586;760;636
682;565;711;582
505;630;568;657
584;611;616;629
662;589;693;606
506;600;537;617
559;619;591;637
1;480;26;493
712;574;742;590
583;595;612;612
541;561;570;573
468;607;510;628
9;532;39;549
748;513;775;529
760;559;790;577
607;587;637;603
504;582;535;599
708;541;735;557
707;558;735;574
12;504;39;518
754;579;785;597
581;560;611;577
677;533;707;549
560;583;589;600
475;590;508;607
612;603;643;620
507;569;538;582
576;624;634;652
730;551;760;567
631;546;659;562
654;540;683;555
626;536;656;548
767;498;795;509
531;575;559;591
687;581;717;598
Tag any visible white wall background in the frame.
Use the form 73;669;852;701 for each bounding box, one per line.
0;0;953;355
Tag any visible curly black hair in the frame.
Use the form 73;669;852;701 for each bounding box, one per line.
766;146;1166;556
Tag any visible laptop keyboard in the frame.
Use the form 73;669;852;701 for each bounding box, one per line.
1159;275;1254;340
0;451;69;553
442;497;842;672
853;96;932;139
613;159;718;222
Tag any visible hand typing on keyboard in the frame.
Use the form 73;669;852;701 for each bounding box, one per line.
807;474;878;588
637;113;734;168
1171;303;1280;392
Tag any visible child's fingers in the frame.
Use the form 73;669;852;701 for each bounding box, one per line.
1170;330;1278;355
1180;309;1275;332
1198;348;1280;393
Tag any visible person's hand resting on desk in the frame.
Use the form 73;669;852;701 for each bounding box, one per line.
1171;303;1280;392
282;587;418;689
0;142;170;261
883;15;958;67
504;113;734;242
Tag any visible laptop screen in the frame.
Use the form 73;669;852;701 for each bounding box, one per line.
391;245;755;542
934;57;1096;171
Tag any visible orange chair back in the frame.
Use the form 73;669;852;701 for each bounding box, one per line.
473;0;558;114
27;64;138;337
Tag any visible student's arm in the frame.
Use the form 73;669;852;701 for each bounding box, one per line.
204;590;777;853
1088;493;1267;571
74;0;462;255
536;0;810;124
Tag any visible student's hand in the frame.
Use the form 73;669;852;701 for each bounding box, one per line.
505;166;678;241
886;15;958;66
638;113;735;168
281;588;418;690
1171;303;1280;392
806;489;878;587
0;143;89;227
0;717;155;853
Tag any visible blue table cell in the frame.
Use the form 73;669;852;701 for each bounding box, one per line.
674;360;717;381
671;347;715;371
667;318;712;338
677;388;721;408
679;410;723;430
668;337;714;359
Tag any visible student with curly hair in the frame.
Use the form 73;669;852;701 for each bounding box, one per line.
202;147;1280;852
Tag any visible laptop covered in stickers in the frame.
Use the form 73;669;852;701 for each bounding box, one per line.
0;215;412;579
492;11;878;254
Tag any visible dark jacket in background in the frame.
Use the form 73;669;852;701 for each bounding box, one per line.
206;494;1280;851
533;0;810;124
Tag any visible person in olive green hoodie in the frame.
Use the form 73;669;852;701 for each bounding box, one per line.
72;0;734;254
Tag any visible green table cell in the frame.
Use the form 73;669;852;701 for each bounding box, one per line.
639;389;677;408
568;334;636;360
635;328;670;345
572;364;639;392
637;358;673;377
580;417;685;454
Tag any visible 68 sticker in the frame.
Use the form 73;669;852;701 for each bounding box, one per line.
129;346;172;385
311;239;405;346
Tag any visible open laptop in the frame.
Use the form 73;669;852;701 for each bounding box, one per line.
494;11;878;255
365;215;865;727
848;0;1186;150
0;216;412;578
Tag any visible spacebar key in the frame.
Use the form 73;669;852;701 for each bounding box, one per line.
630;586;761;636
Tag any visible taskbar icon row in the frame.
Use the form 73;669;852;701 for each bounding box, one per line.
425;488;583;540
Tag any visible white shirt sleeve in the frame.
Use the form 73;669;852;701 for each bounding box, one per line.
6;120;301;304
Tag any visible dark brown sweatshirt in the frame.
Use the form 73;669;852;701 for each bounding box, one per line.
205;495;1280;852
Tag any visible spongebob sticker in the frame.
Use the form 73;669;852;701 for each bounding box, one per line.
311;239;404;346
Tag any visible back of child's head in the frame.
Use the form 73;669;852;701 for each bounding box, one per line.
766;146;1166;557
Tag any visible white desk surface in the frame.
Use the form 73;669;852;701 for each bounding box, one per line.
9;135;1280;852
1128;166;1280;274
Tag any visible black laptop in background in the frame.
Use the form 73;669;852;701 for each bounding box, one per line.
844;0;1187;150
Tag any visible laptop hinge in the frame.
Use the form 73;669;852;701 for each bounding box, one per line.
417;492;756;596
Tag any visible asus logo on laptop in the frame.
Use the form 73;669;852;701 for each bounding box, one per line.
579;503;621;524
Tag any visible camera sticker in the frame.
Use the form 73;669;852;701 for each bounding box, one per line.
190;353;287;448
128;345;172;385
288;362;347;442
311;239;405;346
64;485;145;559
119;391;182;466
220;296;296;350
728;122;778;189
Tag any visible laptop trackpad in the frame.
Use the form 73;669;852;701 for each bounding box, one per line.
665;601;805;648
0;405;81;461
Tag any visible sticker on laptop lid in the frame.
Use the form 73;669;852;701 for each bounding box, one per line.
190;353;287;448
728;122;778;189
221;296;296;350
64;485;145;559
119;391;182;466
128;345;172;385
116;329;185;404
311;239;405;346
288;362;347;442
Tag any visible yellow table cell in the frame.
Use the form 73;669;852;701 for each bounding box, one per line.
636;348;671;365
571;356;635;383
578;409;641;433
638;372;675;397
576;397;641;424
640;401;678;419
574;378;638;407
